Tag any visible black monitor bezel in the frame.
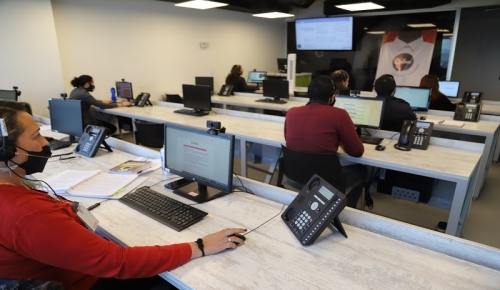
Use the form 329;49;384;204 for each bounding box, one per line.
395;86;432;111
438;80;461;98
277;58;287;71
48;99;85;139
163;124;235;194
263;80;289;100
182;84;212;112
195;76;214;92
334;95;386;129
115;81;134;100
0;89;18;102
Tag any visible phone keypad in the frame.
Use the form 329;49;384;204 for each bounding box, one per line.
290;210;312;234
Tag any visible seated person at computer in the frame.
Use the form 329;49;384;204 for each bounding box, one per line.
420;74;456;112
331;70;351;95
0;107;247;289
284;76;366;208
69;75;132;135
225;65;260;93
374;74;416;131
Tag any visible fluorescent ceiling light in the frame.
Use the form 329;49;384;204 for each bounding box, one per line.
175;0;228;10
367;31;385;34
253;12;294;19
336;2;384;11
407;23;436;28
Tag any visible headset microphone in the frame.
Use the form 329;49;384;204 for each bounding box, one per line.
14;152;52;158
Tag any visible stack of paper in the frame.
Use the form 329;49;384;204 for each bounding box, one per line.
44;170;139;198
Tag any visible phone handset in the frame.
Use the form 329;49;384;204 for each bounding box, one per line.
394;120;414;151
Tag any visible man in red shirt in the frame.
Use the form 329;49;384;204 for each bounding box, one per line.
284;76;367;207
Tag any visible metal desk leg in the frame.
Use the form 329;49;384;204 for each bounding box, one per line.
264;147;282;184
240;139;248;177
473;133;494;198
446;165;478;236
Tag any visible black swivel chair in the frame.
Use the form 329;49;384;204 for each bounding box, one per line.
0;278;64;289
277;145;365;209
133;120;165;148
165;94;183;104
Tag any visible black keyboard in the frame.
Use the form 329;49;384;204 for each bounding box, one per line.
360;135;383;145
49;139;72;151
119;186;208;231
173;109;209;116
255;98;287;104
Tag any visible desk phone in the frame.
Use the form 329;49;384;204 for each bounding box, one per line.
462;91;483;104
282;175;347;246
454;102;481;122
75;125;112;157
134;93;152;107
394;120;433;151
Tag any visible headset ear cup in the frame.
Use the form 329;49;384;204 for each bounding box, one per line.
0;143;16;162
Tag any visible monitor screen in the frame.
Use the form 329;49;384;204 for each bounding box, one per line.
164;124;235;202
334;96;385;129
248;71;267;83
0;90;17;101
116;82;133;99
48;99;84;141
182;84;212;112
395;86;432;111
263;80;289;99
195;77;214;92
438;80;460;98
277;58;287;72
295;17;353;50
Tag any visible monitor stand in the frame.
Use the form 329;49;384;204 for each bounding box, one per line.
173;182;230;203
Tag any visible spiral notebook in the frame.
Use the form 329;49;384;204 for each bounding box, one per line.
44;170;138;198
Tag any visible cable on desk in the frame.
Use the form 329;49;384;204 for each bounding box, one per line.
147;176;180;189
245;204;286;236
233;172;254;195
383;132;400;147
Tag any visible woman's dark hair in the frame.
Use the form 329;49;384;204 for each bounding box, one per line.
0;107;24;146
0;100;33;115
70;75;93;88
419;74;440;102
225;65;242;85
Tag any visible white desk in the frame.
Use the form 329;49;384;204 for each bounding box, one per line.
35;135;500;289
96;106;482;237
211;95;306;111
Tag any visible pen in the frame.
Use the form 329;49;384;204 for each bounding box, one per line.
88;203;101;211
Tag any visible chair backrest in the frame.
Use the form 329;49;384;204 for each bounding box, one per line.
279;145;346;192
165;94;183;104
134;120;165;148
0;278;64;289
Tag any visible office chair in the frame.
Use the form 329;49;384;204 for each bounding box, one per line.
277;145;365;209
165;94;183;104
0;278;64;290
133;120;165;148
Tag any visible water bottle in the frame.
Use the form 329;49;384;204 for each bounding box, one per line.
110;87;117;103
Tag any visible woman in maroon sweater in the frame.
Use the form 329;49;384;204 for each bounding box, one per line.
0;107;246;289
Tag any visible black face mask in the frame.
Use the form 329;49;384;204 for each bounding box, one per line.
14;145;52;175
86;85;95;92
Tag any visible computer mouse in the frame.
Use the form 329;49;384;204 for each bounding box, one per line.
265;98;272;102
419;116;426;120
375;145;386;151
229;234;246;245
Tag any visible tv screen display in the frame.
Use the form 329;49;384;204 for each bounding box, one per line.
295;17;353;50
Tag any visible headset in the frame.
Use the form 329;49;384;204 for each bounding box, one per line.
0;118;17;162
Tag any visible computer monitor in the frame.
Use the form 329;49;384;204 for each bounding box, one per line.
263;80;289;100
395;86;432;111
164;124;235;203
277;58;287;72
334;96;385;130
248;71;267;84
48;99;85;142
181;84;212;115
438;80;460;98
116;81;133;100
0;90;18;102
195;77;214;93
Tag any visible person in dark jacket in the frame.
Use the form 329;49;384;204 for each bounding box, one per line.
419;74;456;112
69;75;132;135
225;65;259;93
375;74;416;132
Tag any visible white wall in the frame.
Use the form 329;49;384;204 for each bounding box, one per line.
51;0;287;102
0;0;65;117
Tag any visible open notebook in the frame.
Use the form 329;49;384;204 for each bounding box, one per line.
44;170;139;198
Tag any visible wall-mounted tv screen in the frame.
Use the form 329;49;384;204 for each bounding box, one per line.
295;17;353;51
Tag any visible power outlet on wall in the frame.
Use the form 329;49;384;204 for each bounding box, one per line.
199;42;209;49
